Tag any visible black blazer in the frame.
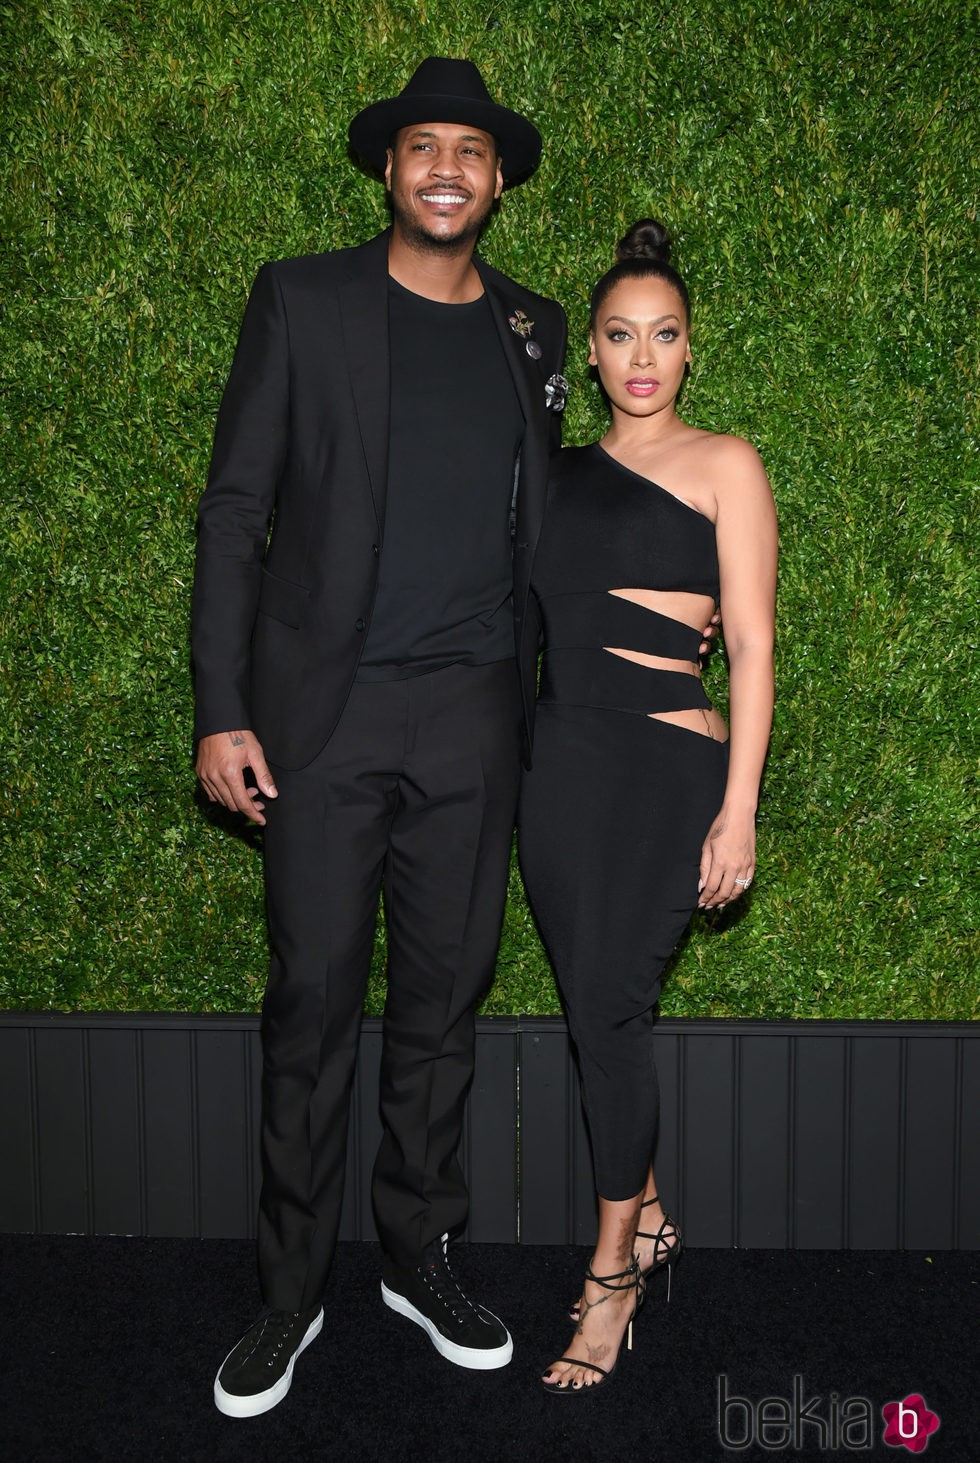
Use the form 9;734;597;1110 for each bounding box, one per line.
191;228;567;770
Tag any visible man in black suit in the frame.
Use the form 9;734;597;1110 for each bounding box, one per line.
192;58;567;1416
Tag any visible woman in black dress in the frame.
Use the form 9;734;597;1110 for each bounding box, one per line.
519;220;777;1393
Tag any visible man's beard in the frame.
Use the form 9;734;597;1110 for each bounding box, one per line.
388;193;495;256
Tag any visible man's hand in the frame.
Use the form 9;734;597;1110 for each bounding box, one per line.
196;729;278;826
699;609;722;659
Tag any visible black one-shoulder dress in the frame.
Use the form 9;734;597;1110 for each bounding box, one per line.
519;444;729;1200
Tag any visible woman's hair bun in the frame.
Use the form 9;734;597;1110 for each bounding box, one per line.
591;216;689;326
615;218;672;265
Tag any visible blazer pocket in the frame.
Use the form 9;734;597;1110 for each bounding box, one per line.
257;566;310;629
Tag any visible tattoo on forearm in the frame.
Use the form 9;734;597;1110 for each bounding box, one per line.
229;732;246;747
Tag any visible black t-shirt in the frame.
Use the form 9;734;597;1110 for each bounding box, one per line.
356;277;524;680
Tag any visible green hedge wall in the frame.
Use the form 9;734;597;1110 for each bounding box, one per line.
2;0;977;1018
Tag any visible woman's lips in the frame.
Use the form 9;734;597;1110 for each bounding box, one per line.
625;378;659;396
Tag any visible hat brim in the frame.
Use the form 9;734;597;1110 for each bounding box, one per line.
348;93;541;184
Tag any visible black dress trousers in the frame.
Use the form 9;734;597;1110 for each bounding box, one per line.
257;660;522;1311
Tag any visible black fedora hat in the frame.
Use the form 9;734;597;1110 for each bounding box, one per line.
348;57;541;184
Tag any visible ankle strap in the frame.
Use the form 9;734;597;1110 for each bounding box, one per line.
584;1256;640;1292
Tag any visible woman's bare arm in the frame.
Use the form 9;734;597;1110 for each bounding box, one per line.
697;436;778;910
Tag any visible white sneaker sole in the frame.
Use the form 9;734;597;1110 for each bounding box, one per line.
381;1282;513;1370
213;1308;324;1418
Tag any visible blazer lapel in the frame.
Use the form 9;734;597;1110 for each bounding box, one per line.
476;261;543;435
337;230;392;531
476;262;550;586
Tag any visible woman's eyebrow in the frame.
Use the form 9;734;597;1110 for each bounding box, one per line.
601;313;681;327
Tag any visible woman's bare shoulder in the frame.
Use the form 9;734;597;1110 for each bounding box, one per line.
684;430;769;498
690;429;764;468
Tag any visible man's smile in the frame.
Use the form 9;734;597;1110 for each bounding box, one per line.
419;191;470;205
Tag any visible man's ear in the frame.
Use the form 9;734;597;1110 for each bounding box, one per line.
494;157;503;199
384;147;394;189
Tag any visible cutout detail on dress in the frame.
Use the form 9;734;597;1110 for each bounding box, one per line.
604;648;701;677
608;587;716;633
647;708;729;741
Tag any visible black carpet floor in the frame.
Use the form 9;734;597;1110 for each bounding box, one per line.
0;1237;974;1462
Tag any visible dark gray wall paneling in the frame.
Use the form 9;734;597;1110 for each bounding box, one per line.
847;1034;902;1248
793;1035;846;1248
89;1027;142;1236
737;1034;792;1248
141;1027;196;1237
959;1037;980;1247
680;1029;737;1247
195;1027;253;1239
35;1027;88;1234
0;1025;36;1232
0;1015;976;1249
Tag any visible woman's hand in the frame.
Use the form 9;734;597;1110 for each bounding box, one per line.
698;805;756;910
698;607;722;659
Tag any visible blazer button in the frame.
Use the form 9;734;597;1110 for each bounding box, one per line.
372;544;380;556
355;618;365;632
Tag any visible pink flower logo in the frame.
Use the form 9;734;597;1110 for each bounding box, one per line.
882;1394;940;1452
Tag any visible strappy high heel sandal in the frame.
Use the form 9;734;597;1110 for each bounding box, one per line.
568;1196;682;1321
542;1255;642;1396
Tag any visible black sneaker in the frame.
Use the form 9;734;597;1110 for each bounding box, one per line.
381;1233;513;1370
213;1305;323;1417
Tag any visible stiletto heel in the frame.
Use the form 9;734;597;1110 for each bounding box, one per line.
542;1255;642;1396
637;1194;683;1302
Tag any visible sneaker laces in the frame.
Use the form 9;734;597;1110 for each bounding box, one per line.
242;1309;308;1371
419;1240;480;1323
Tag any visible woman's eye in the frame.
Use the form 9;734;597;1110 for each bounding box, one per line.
607;330;631;342
657;328;680;342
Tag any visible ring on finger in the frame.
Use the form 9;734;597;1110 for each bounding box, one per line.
734;876;752;887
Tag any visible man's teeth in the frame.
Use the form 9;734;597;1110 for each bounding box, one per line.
421;193;467;203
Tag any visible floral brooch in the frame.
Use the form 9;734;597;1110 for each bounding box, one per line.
508;307;543;360
508;306;567;411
